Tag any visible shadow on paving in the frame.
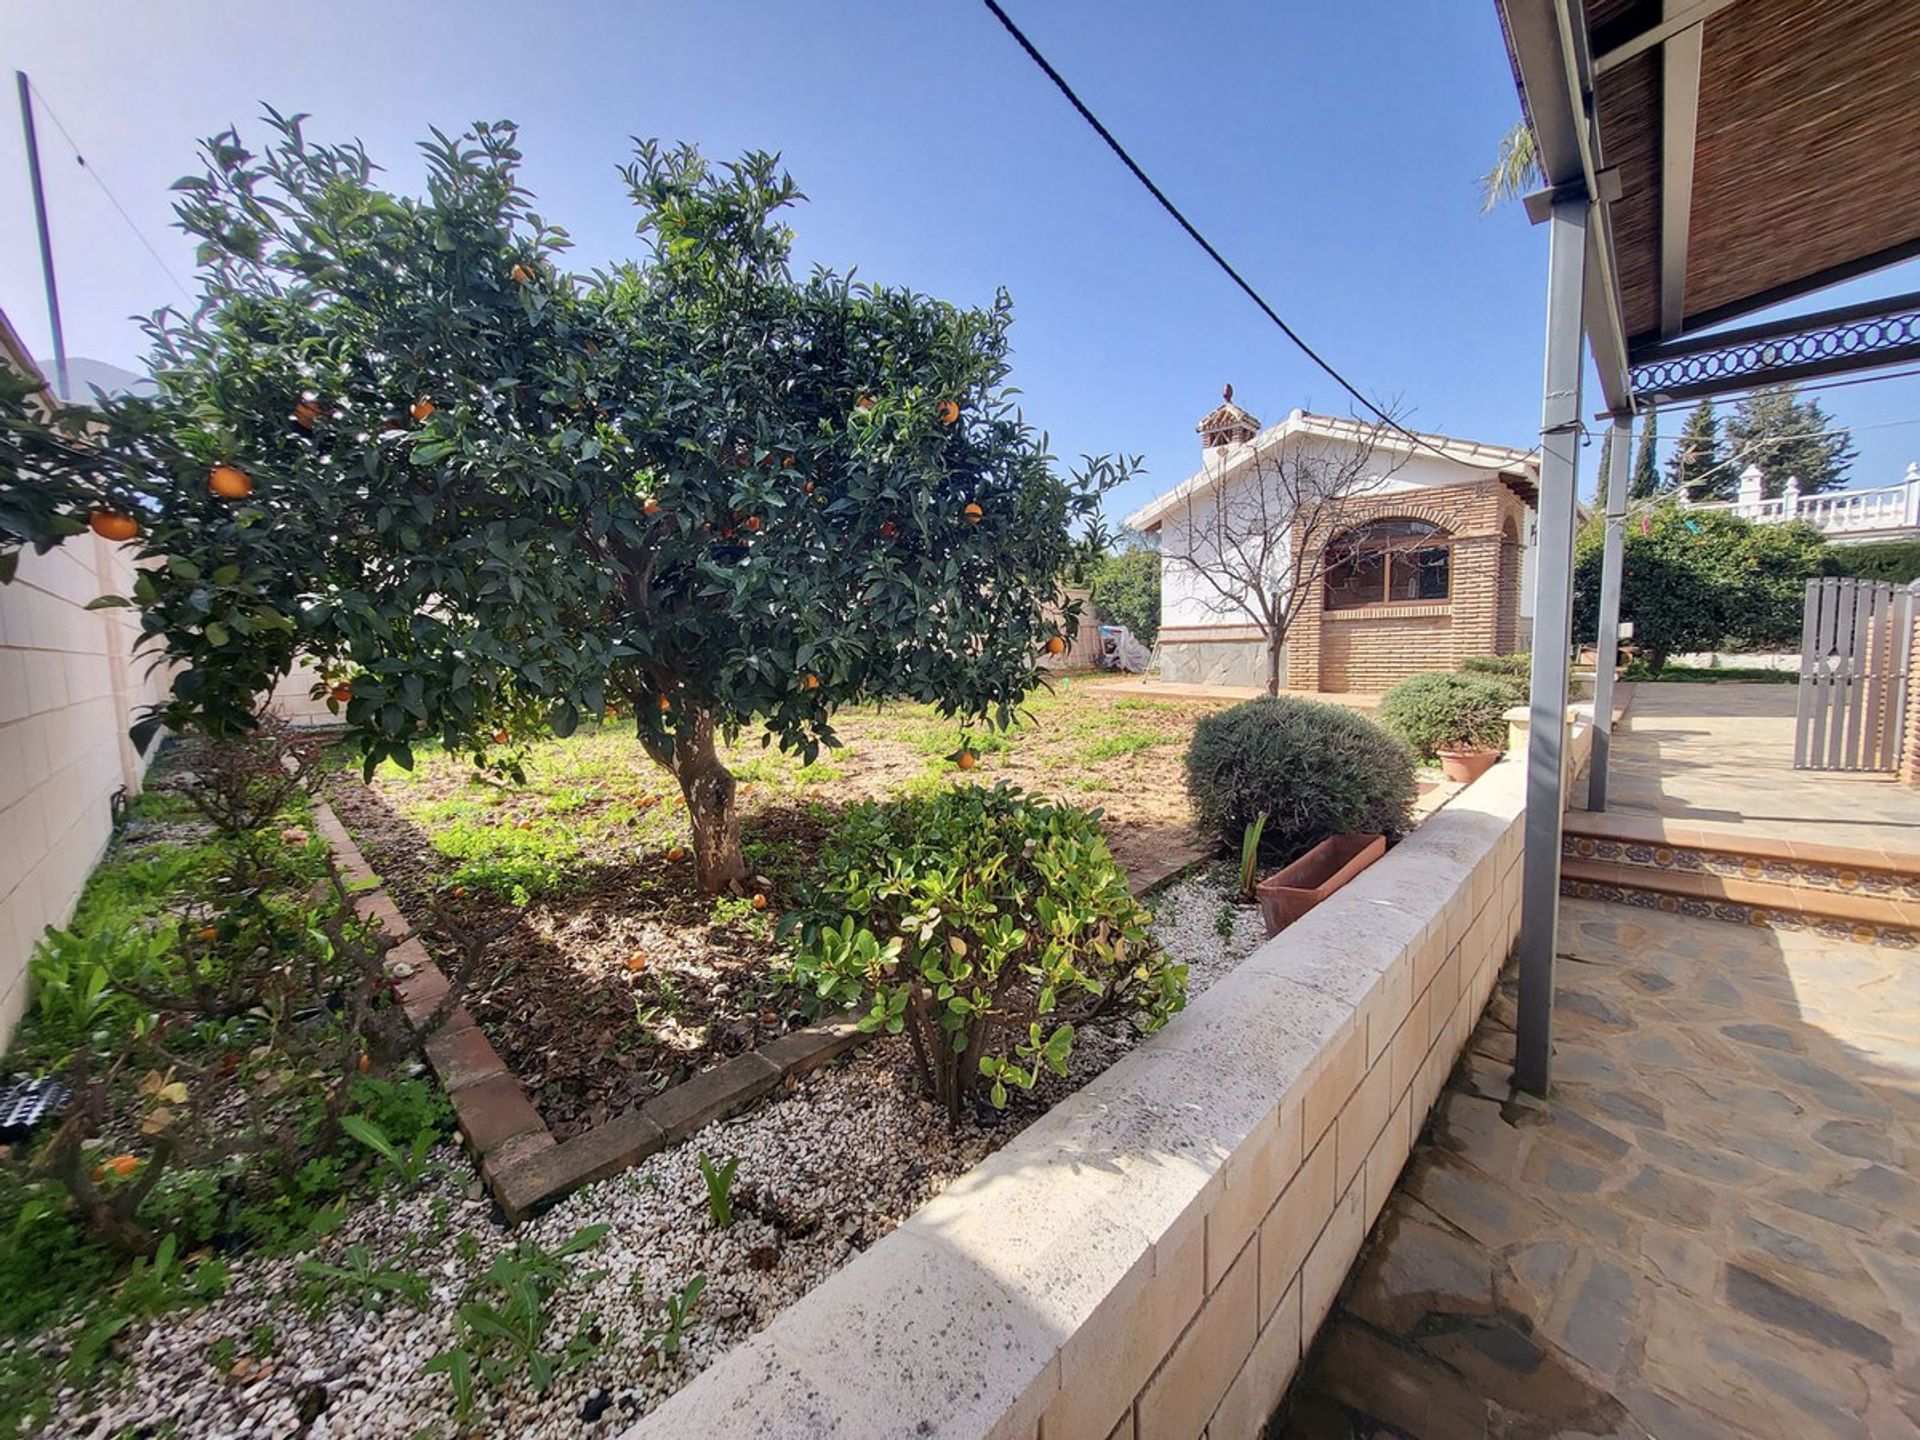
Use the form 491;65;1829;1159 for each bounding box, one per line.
1271;898;1920;1440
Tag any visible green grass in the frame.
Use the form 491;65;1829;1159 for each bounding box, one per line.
1078;730;1168;764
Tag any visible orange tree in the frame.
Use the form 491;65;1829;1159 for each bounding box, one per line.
0;114;1124;889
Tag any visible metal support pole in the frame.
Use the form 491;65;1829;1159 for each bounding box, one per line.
1587;418;1632;809
16;70;69;402
1515;191;1589;1097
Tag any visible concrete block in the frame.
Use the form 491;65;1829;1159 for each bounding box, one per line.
1364;1091;1415;1229
1336;1057;1395;1197
1301;1021;1364;1147
1206;1101;1303;1294
1256;1135;1336;1321
1363;946;1414;1068
1137;1239;1259;1440
1207;1278;1302;1440
1300;1177;1366;1342
1040;1202;1202;1440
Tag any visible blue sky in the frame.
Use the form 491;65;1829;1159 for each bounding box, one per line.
5;0;1917;524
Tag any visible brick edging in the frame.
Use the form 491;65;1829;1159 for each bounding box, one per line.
311;799;864;1221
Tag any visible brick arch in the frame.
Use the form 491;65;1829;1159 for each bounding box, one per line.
1324;510;1458;545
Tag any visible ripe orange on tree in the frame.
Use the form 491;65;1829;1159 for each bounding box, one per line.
88;511;139;541
0;129;1136;899
330;682;353;704
643;497;660;516
745;515;762;532
493;728;510;744
802;673;820;690
658;694;672;712
666;845;686;861
209;465;253;499
94;1155;140;1181
956;748;977;770
752;893;768;910
1045;635;1065;655
195;925;218;943
411;398;435;423
962;503;983;525
937;400;961;425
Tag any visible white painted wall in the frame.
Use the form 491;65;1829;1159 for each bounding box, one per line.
0;533;170;1044
1148;433;1537;635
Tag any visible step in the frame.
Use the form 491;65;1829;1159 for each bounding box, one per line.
1561;812;1920;906
1560;857;1920;947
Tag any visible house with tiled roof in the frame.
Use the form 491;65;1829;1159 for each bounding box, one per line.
1124;394;1542;692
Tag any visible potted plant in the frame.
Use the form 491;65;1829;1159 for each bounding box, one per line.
1378;671;1513;785
1255;832;1388;936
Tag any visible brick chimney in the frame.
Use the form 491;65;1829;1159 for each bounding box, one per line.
1196;384;1260;456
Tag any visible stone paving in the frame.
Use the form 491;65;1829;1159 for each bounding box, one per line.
1275;898;1920;1439
1572;682;1920;854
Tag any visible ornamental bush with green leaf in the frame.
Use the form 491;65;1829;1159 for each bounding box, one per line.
1378;671;1514;760
786;784;1185;1124
0;114;1126;892
1184;697;1416;861
1571;504;1825;670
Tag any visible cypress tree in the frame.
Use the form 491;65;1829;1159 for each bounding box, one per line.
1628;408;1661;499
1666;399;1725;499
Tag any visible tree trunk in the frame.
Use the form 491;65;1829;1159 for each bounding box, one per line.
1265;628;1284;697
662;708;747;892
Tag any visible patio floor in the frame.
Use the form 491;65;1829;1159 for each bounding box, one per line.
1277;899;1920;1438
1570;681;1920;855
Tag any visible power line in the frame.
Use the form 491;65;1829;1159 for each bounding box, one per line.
977;0;1468;465
26;77;195;304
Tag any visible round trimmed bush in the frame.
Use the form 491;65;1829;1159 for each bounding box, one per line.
1378;671;1514;760
1459;652;1530;679
1184;697;1417;860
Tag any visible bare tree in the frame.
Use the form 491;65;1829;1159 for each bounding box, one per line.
1158;410;1430;695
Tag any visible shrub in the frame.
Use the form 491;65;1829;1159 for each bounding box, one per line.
787;783;1185;1123
1378;672;1514;761
1460;652;1530;679
1822;539;1920;585
1571;505;1826;668
1089;545;1161;646
1184;698;1417;860
1456;654;1529;704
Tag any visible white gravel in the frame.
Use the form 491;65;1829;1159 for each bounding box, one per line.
28;870;1265;1439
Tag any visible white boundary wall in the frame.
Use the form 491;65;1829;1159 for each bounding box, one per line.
626;725;1584;1440
0;535;169;1044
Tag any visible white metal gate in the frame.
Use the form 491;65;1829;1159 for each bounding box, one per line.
1794;577;1916;771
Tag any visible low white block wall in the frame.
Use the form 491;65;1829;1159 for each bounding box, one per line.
626;745;1545;1440
263;658;339;729
0;535;169;1044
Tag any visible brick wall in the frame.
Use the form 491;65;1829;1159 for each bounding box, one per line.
625;730;1571;1440
1901;604;1920;786
1287;479;1529;693
0;535;169;1043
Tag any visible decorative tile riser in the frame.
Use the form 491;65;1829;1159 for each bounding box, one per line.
1560;876;1920;949
1562;835;1920;901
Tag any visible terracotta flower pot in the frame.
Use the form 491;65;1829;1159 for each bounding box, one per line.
1437;745;1501;784
1255;832;1386;937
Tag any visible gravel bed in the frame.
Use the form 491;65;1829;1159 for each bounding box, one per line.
33;870;1266;1439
